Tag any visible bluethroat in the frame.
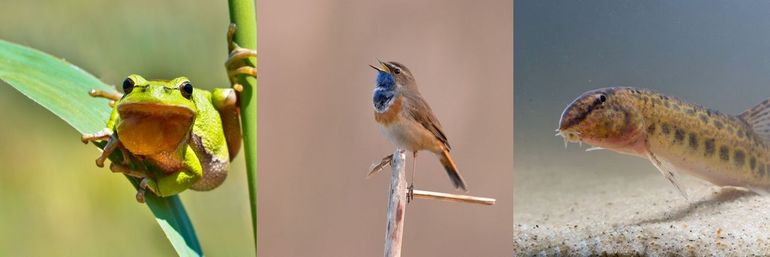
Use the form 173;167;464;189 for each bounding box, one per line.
370;60;468;192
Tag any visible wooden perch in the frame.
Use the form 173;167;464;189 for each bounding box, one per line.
374;150;496;257
411;190;496;205
384;150;407;257
368;153;393;177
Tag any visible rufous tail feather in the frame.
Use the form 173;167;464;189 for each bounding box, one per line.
438;149;468;192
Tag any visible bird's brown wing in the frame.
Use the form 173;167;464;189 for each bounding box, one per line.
403;92;451;150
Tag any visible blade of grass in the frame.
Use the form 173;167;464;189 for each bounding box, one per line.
227;0;258;251
0;39;203;257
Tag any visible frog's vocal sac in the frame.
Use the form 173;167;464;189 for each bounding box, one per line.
557;87;770;199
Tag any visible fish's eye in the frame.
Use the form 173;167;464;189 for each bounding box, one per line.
122;77;135;94
179;81;193;99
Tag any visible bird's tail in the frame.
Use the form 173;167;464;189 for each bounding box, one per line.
438;149;468;192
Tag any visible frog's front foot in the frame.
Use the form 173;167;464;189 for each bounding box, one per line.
81;128;112;144
226;23;257;93
82;129;121;168
136;177;160;203
88;89;123;107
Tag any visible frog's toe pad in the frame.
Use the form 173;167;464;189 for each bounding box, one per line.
135;189;146;203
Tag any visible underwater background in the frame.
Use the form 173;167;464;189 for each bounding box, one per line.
516;0;770;254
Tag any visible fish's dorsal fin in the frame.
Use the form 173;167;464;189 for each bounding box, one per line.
738;98;770;143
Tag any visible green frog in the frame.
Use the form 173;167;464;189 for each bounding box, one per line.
81;24;256;203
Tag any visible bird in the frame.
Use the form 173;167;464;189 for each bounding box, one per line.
370;60;468;192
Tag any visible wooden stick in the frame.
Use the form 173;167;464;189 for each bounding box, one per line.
368;153;393;177
384;150;407;257
369;153;497;205
412;190;496;205
375;151;497;257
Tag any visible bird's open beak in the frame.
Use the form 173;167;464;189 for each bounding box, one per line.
369;60;390;73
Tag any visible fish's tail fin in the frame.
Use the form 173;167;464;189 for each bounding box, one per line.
438;149;468;192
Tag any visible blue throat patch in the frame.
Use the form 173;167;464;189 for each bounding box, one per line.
376;71;396;90
373;71;396;111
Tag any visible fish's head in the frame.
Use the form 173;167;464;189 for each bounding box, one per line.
557;88;645;150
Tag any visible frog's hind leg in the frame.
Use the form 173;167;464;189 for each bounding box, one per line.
225;23;257;93
108;163;157;203
109;162;155;203
212;88;242;159
136;147;204;202
226;49;257;79
646;150;690;201
134;178;158;204
109;162;148;178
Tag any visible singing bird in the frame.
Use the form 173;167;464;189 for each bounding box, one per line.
370;60;468;192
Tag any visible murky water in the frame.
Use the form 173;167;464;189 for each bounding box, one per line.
515;1;770;255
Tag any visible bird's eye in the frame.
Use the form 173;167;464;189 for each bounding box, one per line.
179;81;193;99
599;94;607;103
122;77;135;94
394;68;401;75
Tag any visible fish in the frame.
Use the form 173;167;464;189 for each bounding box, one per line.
557;87;770;199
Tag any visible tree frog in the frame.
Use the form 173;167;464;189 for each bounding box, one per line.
81;24;256;203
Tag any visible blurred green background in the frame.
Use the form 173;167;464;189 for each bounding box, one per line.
0;1;253;256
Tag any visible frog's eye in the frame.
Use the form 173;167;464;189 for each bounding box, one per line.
179;81;193;99
122;77;135;94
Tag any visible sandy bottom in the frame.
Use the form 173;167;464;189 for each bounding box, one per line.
514;161;770;256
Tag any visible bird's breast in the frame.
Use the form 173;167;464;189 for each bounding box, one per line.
374;96;443;152
374;95;402;126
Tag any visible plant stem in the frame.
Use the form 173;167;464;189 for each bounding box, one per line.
227;0;258;252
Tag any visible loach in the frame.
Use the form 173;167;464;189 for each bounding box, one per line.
558;87;770;200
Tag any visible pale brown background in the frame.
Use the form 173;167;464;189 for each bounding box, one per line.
258;1;513;256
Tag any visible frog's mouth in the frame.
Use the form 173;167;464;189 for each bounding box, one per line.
118;103;195;118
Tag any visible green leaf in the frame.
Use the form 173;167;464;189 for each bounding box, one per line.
0;39;203;257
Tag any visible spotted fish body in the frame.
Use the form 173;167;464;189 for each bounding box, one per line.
558;87;770;197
